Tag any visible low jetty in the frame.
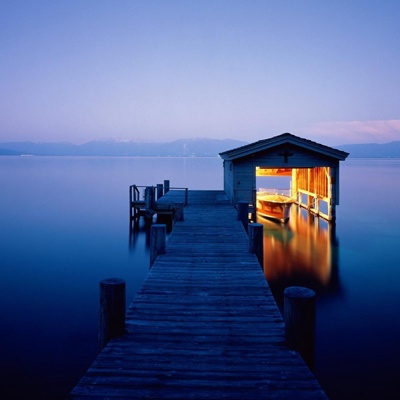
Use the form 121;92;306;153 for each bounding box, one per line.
129;181;187;228
70;189;327;399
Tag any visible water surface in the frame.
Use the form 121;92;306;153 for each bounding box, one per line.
0;156;399;400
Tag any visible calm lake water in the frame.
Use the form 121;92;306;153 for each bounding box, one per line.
1;156;399;400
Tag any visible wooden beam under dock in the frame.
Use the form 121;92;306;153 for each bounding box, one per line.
71;190;327;399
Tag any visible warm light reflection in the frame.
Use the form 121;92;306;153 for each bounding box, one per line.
258;205;338;289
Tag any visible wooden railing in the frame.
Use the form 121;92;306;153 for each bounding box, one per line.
296;188;330;220
129;183;188;223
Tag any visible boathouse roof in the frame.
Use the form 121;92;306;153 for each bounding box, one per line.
219;132;349;161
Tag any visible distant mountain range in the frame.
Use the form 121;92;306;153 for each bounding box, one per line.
0;138;247;157
0;138;399;158
336;141;400;158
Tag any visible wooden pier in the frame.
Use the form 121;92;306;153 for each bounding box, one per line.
129;183;188;228
71;190;327;399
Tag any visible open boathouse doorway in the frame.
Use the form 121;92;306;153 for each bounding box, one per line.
219;133;349;222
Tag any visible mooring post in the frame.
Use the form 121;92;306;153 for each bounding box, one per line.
164;180;170;194
145;186;155;210
237;201;249;233
174;202;184;222
129;185;137;221
156;184;164;200
150;224;166;267
129;185;133;221
284;286;316;368
99;278;126;352
248;223;264;267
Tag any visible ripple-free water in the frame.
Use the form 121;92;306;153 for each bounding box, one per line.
0;156;399;399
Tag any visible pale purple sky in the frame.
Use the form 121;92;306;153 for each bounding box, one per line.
1;0;400;146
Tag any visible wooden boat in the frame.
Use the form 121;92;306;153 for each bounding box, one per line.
256;192;295;223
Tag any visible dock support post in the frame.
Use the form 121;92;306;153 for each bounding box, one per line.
237;201;249;233
156;184;164;200
144;186;156;225
248;223;264;267
329;199;336;223
150;224;166;267
284;286;316;368
145;186;155;210
99;278;126;352
174;202;184;222
164;180;170;194
129;185;135;221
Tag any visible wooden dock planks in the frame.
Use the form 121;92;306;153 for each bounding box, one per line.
70;190;328;399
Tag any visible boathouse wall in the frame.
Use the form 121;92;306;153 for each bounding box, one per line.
222;160;234;201
231;157;257;206
223;146;341;206
220;133;348;221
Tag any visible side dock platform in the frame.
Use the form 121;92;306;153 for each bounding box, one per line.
70;190;327;399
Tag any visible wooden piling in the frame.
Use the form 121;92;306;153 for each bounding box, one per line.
156;183;163;200
129;185;133;220
99;278;126;352
174;202;184;221
284;286;316;368
150;224;166;267
237;201;249;233
129;185;138;221
145;186;155;210
248;223;264;267
164;179;170;194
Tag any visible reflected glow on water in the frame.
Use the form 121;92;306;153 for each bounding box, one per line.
260;207;337;289
257;159;400;400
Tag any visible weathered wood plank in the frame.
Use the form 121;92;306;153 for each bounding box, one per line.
70;190;328;399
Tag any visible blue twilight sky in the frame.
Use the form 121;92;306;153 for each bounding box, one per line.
1;0;400;146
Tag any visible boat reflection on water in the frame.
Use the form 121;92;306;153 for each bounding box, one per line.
257;205;340;308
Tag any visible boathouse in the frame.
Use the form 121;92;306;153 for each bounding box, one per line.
219;133;349;221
